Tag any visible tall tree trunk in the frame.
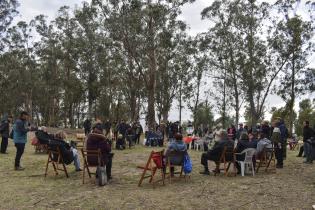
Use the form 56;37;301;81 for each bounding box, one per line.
289;54;295;135
179;80;182;125
146;16;157;130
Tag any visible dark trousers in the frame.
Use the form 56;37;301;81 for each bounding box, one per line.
106;154;113;179
136;134;141;144
15;143;25;167
203;142;209;152
1;137;8;153
298;145;304;157
274;144;283;166
84;128;91;136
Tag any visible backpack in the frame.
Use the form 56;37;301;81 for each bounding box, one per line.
96;166;107;186
183;154;192;174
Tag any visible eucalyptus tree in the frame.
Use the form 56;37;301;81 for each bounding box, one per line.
273;0;314;134
1;20;38;118
99;0;195;129
55;6;85;127
0;0;19;51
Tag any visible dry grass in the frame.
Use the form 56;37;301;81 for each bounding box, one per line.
0;132;314;210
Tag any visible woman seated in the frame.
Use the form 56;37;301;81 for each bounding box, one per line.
235;132;251;174
256;132;272;158
86;127;113;180
49;131;81;171
200;130;234;175
164;133;187;177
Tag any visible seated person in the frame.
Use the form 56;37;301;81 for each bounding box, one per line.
49;131;81;171
235;132;251;174
164;133;187;176
256;132;272;158
35;126;53;145
248;132;258;148
200;130;234;175
86;127;113;180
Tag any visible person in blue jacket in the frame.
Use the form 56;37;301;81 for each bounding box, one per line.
12;111;33;170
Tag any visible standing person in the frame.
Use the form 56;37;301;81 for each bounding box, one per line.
227;124;236;140
12;111;33;170
271;126;283;168
303;120;314;164
83;119;92;136
103;120;111;136
236;123;245;140
261;121;271;139
277;118;288;160
0;114;13;154
135;122;143;144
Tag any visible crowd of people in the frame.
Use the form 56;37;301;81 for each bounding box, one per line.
0;111;314;183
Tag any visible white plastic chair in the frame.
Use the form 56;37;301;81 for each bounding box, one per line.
235;148;256;177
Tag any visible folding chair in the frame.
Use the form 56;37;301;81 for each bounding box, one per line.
35;144;48;153
81;148;103;184
256;147;276;173
137;150;165;187
45;146;69;178
76;133;86;149
166;150;189;183
215;146;237;177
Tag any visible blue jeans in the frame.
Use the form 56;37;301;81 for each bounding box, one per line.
71;148;81;170
304;142;313;162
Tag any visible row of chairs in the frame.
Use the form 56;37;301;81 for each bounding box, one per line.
44;146;105;184
214;146;276;177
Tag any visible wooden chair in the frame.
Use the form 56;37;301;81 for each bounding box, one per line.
137;150;165;187
45;146;69;178
81;148;103;184
166;150;189;183
35;144;48;153
76;133;86;149
256;147;276;173
215;146;237;177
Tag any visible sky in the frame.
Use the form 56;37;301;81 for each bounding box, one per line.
15;0;315;123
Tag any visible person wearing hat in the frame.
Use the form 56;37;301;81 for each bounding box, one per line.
12;111;33;170
0;114;13;154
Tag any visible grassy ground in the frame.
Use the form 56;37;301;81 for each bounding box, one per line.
0;132;314;210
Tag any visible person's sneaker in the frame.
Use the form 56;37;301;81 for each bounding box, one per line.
75;168;82;172
199;170;210;175
276;165;283;169
15;166;25;171
303;161;312;164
